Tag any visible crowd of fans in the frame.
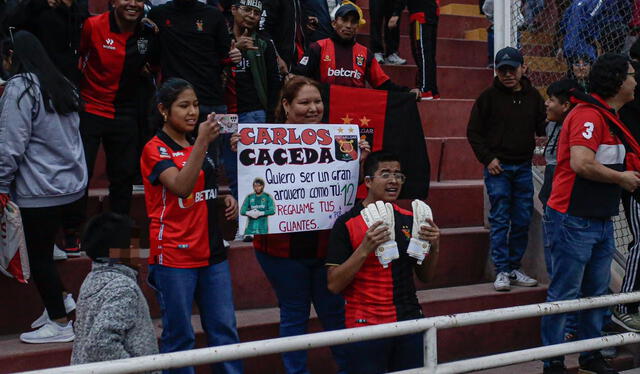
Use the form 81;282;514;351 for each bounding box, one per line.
3;0;640;373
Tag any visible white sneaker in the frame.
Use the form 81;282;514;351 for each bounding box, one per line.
53;244;67;261
31;293;76;329
20;321;75;344
374;52;384;64
384;52;406;65
510;269;538;287
494;271;511;291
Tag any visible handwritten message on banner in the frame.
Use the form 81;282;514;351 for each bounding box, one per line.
237;123;360;235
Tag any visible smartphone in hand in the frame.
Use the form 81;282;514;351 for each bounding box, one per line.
215;114;239;134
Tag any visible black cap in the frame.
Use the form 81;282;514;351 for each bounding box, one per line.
234;0;262;11
334;3;359;20
495;47;524;69
82;212;132;262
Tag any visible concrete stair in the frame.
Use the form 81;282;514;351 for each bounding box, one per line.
472;352;636;373
0;284;547;374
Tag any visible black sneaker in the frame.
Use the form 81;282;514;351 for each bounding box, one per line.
579;354;618;374
543;362;567;374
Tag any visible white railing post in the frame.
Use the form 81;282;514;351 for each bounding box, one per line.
424;327;438;373
494;0;512;54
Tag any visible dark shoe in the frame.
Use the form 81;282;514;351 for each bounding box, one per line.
242;235;254;242
579;355;618;374
63;232;81;257
543;362;567;374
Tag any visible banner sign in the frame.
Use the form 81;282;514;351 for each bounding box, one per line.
237;123;360;235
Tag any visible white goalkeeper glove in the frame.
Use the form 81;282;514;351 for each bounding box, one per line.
360;201;399;268
406;199;433;264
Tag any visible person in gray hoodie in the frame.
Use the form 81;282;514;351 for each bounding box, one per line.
0;30;87;344
71;212;158;366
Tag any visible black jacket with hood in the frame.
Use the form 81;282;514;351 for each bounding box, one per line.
467;76;547;166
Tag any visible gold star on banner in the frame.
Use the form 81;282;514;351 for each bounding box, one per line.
341;114;353;124
348;127;355;133
337;127;344;133
360;116;371;126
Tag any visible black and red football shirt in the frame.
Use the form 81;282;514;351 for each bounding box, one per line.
141;131;226;268
79;11;155;119
293;37;391;89
326;202;423;328
547;95;625;218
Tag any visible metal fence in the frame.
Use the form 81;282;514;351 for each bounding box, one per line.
18;292;640;374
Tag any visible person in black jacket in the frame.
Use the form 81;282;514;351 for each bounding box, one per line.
260;0;305;73
467;47;546;292
5;0;89;85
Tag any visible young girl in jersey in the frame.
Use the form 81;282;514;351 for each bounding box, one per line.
141;78;242;374
0;30;87;344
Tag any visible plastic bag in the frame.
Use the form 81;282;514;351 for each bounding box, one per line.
0;201;30;283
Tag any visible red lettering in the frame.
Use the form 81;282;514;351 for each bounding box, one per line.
301;128;317;145
256;128;272;144
239;128;254;145
317;129;331;145
272;128;287;145
287;128;302;144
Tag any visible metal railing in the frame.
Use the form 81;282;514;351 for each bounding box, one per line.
18;291;640;374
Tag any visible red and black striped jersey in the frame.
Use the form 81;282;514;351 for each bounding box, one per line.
79;11;156;119
293;36;392;89
141;131;226;268
326;202;423;328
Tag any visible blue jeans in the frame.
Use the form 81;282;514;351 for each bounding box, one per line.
484;162;533;274
148;262;242;374
222;110;266;200
541;207;615;367
346;333;423;374
255;251;348;374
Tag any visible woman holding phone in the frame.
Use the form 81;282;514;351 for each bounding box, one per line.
141;78;242;374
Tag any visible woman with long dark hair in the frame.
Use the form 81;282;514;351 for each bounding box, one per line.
141;78;242;374
0;30;87;343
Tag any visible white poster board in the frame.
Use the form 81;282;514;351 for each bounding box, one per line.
237;123;360;235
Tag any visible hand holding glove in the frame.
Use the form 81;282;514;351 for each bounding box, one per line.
360;201;399;267
406;199;433;264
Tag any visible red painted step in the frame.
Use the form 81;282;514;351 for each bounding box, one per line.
358;12;489;39
356;35;487;68
357;0;480;9
382;65;493;99
0;283;547;374
424;180;484;228
420;99;475;137
427;137;484;181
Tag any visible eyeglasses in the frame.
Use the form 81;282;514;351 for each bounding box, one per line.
366;172;406;183
239;6;261;16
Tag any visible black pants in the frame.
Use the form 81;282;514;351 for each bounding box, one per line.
621;190;640;314
369;0;400;55
22;204;71;319
80;111;138;215
410;21;439;95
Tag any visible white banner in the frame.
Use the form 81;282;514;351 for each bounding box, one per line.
237;123;360;235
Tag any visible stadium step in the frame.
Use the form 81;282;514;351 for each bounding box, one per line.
383;65;492;98
0;283;547;374
465;27;488;41
0;224;487;335
356;35;488;68
419;98;475;137
357;0;481;9
358;11;490;39
427;137;484;181
440;3;483;17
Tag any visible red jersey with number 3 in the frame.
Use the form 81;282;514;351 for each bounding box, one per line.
547;95;625;218
141;131;226;268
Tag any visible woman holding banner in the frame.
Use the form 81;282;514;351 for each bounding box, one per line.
141;78;242;374
233;76;370;373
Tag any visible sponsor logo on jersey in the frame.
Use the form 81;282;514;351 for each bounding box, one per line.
102;38;116;50
172;151;185;157
327;67;362;79
158;146;170;158
355;55;364;66
178;188;218;208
